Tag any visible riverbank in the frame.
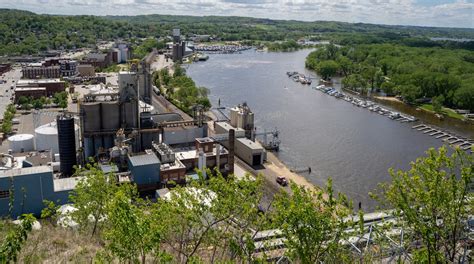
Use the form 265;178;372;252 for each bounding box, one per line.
374;95;472;124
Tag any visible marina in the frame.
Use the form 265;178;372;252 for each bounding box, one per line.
194;44;252;54
187;49;460;211
313;85;418;123
286;71;312;84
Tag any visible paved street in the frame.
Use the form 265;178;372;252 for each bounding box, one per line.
0;66;21;117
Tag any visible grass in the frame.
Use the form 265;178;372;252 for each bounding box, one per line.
420;104;465;120
0;219;103;263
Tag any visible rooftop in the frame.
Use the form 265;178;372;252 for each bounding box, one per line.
14;87;46;92
53;176;82;192
128;153;161;167
0;165;52;178
17;79;63;84
160;158;186;171
175;146;229;161
237;138;264;150
215;122;245;133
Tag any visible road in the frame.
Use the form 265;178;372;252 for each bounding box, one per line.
0;67;21;117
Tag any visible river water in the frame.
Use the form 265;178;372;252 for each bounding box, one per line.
187;49;468;211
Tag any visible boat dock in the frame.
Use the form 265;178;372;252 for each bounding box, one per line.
412;124;473;151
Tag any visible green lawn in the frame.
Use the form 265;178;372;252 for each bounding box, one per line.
420;104;465;120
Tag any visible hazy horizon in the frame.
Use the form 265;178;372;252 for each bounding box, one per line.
1;0;473;29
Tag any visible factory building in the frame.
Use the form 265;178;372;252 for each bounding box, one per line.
0;166;76;218
175;137;229;172
162;125;208;146
128;152;160;191
230;103;255;139
214;122;265;167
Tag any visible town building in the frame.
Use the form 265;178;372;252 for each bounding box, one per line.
16;79;66;96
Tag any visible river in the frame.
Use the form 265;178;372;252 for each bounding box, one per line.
186;49;469;211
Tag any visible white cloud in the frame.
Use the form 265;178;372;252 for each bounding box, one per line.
0;0;472;28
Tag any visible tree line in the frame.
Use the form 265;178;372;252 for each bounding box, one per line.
306;43;474;111
2;9;474;56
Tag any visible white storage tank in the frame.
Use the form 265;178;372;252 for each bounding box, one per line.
8;134;35;153
34;121;80;154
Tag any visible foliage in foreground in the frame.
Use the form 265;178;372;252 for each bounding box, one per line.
377;146;473;263
2;146;472;263
0;214;36;262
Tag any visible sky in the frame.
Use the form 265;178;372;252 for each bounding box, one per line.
0;0;473;28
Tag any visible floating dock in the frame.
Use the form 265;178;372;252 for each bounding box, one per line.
412;124;473;151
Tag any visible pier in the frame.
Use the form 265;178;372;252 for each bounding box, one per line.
411;124;473;151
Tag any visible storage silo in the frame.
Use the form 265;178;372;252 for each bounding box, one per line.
101;102;120;130
57;115;77;177
8;134;34;153
35;121;80;154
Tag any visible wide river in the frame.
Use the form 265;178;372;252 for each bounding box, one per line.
187;49;457;211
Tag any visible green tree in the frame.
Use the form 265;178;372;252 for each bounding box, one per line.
0;214;36;263
432;95;444;114
69;164;119;236
316;60;339;80
158;171;264;263
41;200;60;225
379;146;473;263
271;180;353;263
1;120;12;134
104;188;166;264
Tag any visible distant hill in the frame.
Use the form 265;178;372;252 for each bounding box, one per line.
1;8;473;56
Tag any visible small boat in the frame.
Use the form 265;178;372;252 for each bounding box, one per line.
389;112;401;120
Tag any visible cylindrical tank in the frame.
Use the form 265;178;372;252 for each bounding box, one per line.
101;102;120;130
82;103;101;132
35;121;80;154
8;134;34;153
57;115;77;177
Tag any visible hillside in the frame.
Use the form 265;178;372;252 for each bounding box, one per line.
1;8;474;56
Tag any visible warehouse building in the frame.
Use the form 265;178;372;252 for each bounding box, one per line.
0;166;77;218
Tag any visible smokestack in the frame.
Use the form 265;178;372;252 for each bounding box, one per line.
198;149;206;179
215;144;221;171
228;129;235;175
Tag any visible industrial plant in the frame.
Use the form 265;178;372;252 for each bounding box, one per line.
0;57;269;217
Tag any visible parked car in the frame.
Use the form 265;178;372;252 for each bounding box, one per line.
276;176;288;186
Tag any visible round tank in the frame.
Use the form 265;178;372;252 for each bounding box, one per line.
35;121;80;154
83;103;101;132
8;134;34;153
57;115;77;177
101;102;120;130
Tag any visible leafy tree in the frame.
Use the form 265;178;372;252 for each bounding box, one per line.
104;188;166;264
0;214;36;263
432;95;445;113
453;83;474;111
69;164;119;236
17;96;30;105
158;170;264;263
379;146;473;263
316;60;339;80
1;120;12;134
271;180;353;263
41;200;60;225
